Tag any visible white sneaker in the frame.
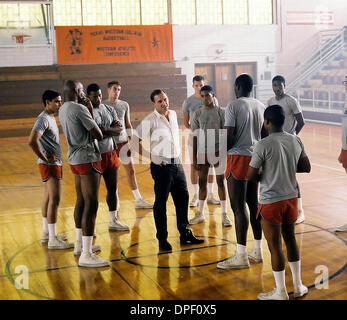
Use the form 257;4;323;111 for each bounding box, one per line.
74;241;101;256
248;248;263;263
135;198;153;209
41;232;67;243
207;193;220;205
78;252;110;268
109;217;130;231
335;223;347;232
217;253;250;270
257;288;289;300
189;194;198;207
294;284;308;298
295;209;305;224
189;212;205;225
222;212;232;227
48;236;74;250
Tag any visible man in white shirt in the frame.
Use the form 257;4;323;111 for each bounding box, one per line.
182;75;220;207
267;75;306;224
336;75;347;232
135;89;204;251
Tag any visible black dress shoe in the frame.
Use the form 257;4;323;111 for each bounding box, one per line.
159;240;172;251
180;229;204;245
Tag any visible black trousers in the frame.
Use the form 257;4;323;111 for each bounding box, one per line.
150;161;189;241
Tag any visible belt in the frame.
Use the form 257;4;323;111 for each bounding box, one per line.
152;157;180;165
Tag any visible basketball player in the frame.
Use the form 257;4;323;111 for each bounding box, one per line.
59;80;108;268
182;75;220;207
217;74;264;270
87;83;129;231
28;90;73;249
267;75;306;224
134;89;204;251
336;75;347;232
103;81;153;210
248;105;311;300
189;85;232;227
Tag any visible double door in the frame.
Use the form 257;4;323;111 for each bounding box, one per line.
195;62;257;108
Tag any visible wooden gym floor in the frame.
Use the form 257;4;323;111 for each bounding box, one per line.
0;122;346;300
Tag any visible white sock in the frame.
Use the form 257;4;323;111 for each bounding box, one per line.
289;260;303;288
208;166;215;176
82;236;93;254
298;197;304;212
236;243;247;254
48;223;56;241
192;184;199;195
207;183;214;194
254;239;262;249
76;228;82;243
132;189;142;200
273;270;286;290
116;190;120;210
109;210;117;222
198;200;206;215
42;217;48;233
220;200;227;213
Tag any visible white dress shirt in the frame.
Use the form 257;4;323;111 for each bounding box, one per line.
135;109;181;163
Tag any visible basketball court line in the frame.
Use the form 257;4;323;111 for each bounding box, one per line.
311;162;345;173
1;223;346;300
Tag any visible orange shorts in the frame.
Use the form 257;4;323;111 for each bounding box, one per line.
38;164;62;182
116;141;131;160
101;150;120;172
257;198;298;225
338;149;347;168
225;154;252;180
69;161;103;175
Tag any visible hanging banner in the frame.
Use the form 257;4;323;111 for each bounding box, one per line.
55;25;173;64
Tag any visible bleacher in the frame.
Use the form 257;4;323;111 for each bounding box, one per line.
0;62;187;137
297;55;347;114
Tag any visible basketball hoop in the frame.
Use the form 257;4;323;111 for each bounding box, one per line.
11;34;32;44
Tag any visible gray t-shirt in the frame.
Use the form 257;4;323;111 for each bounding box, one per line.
225;97;265;156
182;94;219;128
191;106;226;154
102;99;129;143
249;132;307;204
267;94;302;135
32;111;62;165
93;103;119;154
59;101;101;165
